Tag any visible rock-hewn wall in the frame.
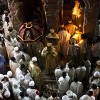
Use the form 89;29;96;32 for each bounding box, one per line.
7;0;100;34
7;0;45;30
83;0;100;35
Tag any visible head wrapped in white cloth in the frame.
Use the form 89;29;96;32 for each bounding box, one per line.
66;90;73;97
32;57;37;62
94;71;100;77
29;81;35;86
4;91;10;98
14;47;19;52
58;77;64;85
7;71;12;78
50;29;55;33
96;60;100;66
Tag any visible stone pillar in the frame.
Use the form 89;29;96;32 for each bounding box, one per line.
83;0;100;35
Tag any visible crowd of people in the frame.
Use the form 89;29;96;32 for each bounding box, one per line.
0;1;100;100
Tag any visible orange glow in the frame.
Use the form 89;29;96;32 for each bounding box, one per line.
72;1;81;18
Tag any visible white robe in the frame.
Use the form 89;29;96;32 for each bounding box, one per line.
58;75;70;93
54;68;63;83
12;50;23;62
68;67;76;83
26;88;37;100
70;81;83;98
5;39;14;58
3;21;13;38
62;93;77;100
79;95;95;100
9;60;20;74
76;66;86;81
24;71;33;88
15;68;22;82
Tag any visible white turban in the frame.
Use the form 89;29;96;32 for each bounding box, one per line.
7;71;12;78
96;60;100;66
94;71;100;77
29;81;35;86
14;47;19;52
50;29;55;33
66;90;73;97
4;91;10;97
32;57;37;62
58;77;64;84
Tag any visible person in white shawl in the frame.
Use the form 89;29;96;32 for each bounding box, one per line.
70;78;83;99
12;46;23;62
7;71;17;86
15;64;26;82
3;16;13;38
2;10;11;22
9;57;20;74
12;81;21;99
76;60;86;82
1;76;10;91
58;72;70;97
67;62;76;83
62;90;77;100
80;91;95;100
54;64;65;84
89;71;100;87
26;81;39;100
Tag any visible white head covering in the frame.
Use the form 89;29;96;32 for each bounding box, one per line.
4;91;10;97
58;77;64;84
29;81;35;86
32;57;37;62
27;88;31;94
50;29;55;33
96;60;100;66
7;71;12;78
14;47;19;52
47;43;52;47
94;71;100;77
66;90;73;97
0;74;4;81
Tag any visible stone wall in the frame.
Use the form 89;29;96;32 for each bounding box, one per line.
83;0;100;35
7;0;100;35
